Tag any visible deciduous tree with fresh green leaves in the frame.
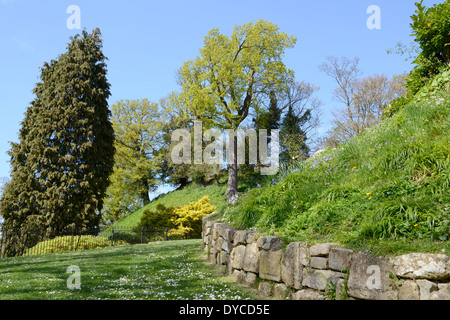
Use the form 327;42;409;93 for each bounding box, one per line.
176;19;296;198
103;99;166;223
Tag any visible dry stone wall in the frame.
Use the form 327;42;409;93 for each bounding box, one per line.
202;218;450;300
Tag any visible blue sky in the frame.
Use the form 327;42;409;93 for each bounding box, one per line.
0;0;443;180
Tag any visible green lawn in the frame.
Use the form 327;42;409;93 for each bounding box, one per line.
0;239;260;300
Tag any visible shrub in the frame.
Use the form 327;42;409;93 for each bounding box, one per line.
25;235;128;255
137;204;178;230
169;196;216;239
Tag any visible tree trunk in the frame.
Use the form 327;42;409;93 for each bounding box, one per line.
140;177;150;206
226;135;238;198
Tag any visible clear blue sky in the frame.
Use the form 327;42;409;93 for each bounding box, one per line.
0;0;443;180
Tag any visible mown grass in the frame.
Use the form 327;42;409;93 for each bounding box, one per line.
0;239;260;300
221;86;450;256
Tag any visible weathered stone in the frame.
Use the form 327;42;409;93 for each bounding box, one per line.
246;232;258;244
258;281;273;297
204;221;214;234
243;243;260;273
204;235;211;246
212;223;222;240
390;253;449;280
335;279;347;300
292;289;326;300
233;231;248;246
230;245;246;270
430;283;450;300
416;279;439;300
281;242;307;289
259;249;283;282
309;243;338;257
232;269;245;284
221;240;233;253
243;272;258;287
218;224;234;242
302;268;344;291
256;236;283;251
398;280;420;300
347;251;398;300
216;237;224;252
310;257;328;269
273;283;291;300
329;248;353;272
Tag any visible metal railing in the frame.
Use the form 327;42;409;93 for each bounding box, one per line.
0;226;171;258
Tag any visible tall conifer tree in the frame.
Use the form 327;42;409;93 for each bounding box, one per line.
0;29;114;256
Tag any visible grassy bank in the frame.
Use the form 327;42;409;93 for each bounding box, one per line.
221;83;450;256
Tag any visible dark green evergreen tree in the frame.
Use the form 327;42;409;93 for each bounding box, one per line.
279;105;311;164
0;29;114;256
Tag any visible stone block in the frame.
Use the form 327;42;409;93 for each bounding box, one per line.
243;242;260;273
243;272;258;287
416;279;439;300
212;223;222;240
335;279;347;300
347;251;398;300
256;236;283;251
430;283;450;300
329;248;353;272
230;245;246;270
389;253;449;280
273;283;291;300
281;242;308;289
233;231;248;246
398;280;420;300
258;281;274;297
309;243;338;257
310;257;328;269
246;232;258;244
221;240;233;253
302;268;344;291
216;237;224;252
218;224;234;242
259;249;283;282
291;289;326;300
232;269;245;284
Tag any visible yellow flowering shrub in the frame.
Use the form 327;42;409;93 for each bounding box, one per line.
168;196;216;239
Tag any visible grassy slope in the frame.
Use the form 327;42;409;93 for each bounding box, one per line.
112;182;229;228
0;239;260;300
221;82;450;256
110;74;450;257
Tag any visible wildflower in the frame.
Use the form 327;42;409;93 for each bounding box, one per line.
425;119;428;122
414;223;418;227
271;179;277;185
256;183;261;188
366;192;372;195
368;197;372;200
385;141;388;146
